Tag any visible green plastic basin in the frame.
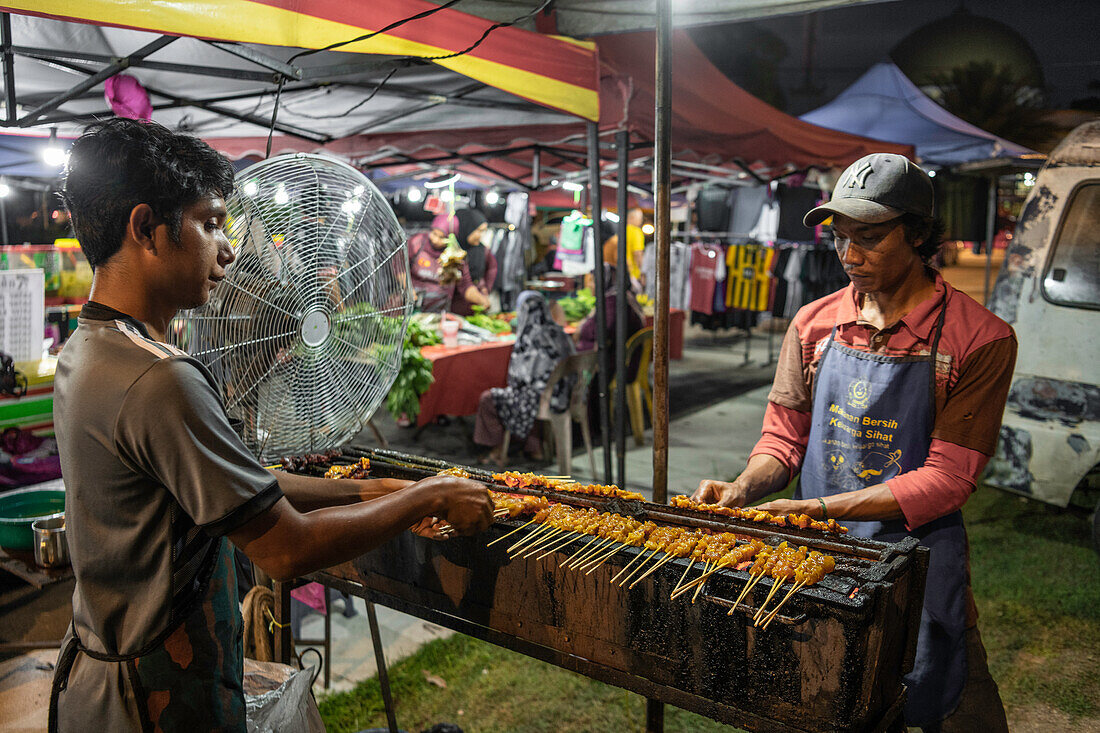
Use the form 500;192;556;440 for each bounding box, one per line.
0;487;66;551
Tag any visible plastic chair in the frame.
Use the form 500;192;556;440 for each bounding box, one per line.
502;350;599;478
610;327;653;446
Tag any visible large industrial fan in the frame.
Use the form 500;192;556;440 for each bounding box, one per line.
170;154;414;462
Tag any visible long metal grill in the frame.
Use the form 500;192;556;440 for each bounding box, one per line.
290;448;928;733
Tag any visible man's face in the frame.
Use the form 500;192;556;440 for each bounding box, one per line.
830;213;919;295
627;208;644;228
156;194;234;309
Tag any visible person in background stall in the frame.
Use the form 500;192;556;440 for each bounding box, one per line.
50;119;494;732
694;153;1013;732
451;208;497;316
602;207;646;292
406;212;489;313
473;291;575;466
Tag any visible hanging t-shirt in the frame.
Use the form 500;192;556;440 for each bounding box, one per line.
726;243;775;312
689;243;721;315
728;185;769;239
776;184;821;242
749;199;780;242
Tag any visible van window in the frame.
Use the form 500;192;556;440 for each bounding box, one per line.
1042;182;1100;309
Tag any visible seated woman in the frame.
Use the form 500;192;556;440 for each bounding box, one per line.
407;212;490;313
451;208;497;316
474;291;575;465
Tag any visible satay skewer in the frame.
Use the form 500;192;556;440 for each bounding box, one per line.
761;580;805;630
536;531;584;560
672;559;696;594
528;529;578;559
583;543;627;574
630;552;675;588
572;537;615;569
518;527;567;558
610;548;648;583
620;548;660;586
506;522;551;553
560;535;601;567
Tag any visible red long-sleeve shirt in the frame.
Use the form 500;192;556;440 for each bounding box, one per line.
752;273;1016;531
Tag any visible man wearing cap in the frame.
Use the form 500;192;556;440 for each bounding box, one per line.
695;154;1013;731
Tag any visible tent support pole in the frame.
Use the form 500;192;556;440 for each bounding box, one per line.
1;15;15;124
983;175;997;305
615;129;629;488
532;148;541;189
17;35;177;127
588;122;613;484
647;2;672;731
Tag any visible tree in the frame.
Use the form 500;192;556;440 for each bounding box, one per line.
927;61;1054;151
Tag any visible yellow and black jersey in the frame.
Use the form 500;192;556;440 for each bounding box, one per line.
725;244;774;312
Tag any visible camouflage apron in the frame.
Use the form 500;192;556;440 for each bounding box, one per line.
50;538;246;732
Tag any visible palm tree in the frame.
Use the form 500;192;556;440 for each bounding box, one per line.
927;61;1054;151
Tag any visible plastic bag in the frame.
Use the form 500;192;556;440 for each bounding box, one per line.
245;665;326;733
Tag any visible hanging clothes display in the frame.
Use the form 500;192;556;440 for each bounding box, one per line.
553;212;595;277
498;193;531;310
727;184;769;240
688;243;722;315
726;243;774;312
641;241;693;312
776;183;822;242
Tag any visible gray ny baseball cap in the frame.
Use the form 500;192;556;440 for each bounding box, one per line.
804;153;934;227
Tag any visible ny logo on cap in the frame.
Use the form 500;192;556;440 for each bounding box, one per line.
844;160;875;189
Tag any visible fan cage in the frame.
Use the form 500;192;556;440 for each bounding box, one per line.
170;153;414;462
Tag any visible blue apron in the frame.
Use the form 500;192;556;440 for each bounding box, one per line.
798;304;969;728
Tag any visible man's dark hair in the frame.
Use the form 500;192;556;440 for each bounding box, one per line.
900;213;946;264
61;118;235;267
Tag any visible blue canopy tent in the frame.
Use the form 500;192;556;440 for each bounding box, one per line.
801;62;1043;303
800;62;1035;168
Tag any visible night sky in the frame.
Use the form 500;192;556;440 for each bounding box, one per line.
689;0;1098;115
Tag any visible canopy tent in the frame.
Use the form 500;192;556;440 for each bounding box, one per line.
210;30;911;197
423;0;894;36
799;62;1038;168
0;0;599;153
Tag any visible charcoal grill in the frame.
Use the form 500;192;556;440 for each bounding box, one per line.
278;447;927;733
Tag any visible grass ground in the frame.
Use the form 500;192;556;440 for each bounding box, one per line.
317;485;1100;733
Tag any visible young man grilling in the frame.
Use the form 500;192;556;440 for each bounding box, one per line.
695;154;1014;731
50;118;494;731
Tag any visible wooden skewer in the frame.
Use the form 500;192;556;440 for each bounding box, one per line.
487;517;537;547
610;547;647;583
672;559;696;594
577;538;619;571
630;552;675;589
670;560;710;600
672;558;728;599
693;560;728;603
754;578;787;624
437;507;509;535
509;524;558;556
507;522;552;553
762;580;805;630
536;531;584;560
560;535;600;567
728;570;765;615
518;527;565;558
620;548;660;587
574;537;616;570
583;542;626;574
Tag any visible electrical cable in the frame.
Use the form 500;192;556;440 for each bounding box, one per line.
287;0;467;63
265;77;286;158
276;69;398;120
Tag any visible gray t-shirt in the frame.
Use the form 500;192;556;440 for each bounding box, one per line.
54;303;281;656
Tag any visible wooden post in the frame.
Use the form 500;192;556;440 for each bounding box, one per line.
588;122;613;483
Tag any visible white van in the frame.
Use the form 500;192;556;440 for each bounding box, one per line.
984;121;1100;548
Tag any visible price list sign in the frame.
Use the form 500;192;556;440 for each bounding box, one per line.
0;268;45;361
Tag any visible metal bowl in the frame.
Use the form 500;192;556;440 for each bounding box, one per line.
0;486;66;551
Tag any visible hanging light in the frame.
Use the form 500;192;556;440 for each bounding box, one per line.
0;179;9;198
560;181;584;192
242;180;259;197
407;187;424;203
424;172;460;189
484;190;500;206
42;128;67;167
273;183;290;205
642;223;655;235
439;189;454;202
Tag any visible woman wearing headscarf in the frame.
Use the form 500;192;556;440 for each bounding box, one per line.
451;208;498;316
474;291;576;465
406;212;490;313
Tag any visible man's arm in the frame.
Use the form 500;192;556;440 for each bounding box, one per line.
270;469;411;513
229;474;493;582
463;284;490;308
